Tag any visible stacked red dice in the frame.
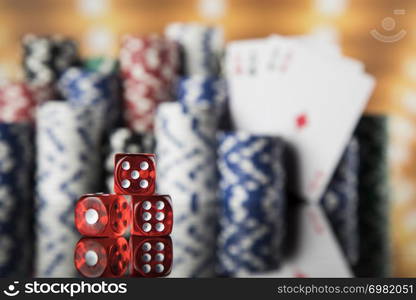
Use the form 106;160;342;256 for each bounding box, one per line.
74;153;173;277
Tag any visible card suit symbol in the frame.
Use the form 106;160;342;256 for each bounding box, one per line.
295;113;308;129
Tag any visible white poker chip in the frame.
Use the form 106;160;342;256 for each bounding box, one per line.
155;102;219;277
35;101;104;277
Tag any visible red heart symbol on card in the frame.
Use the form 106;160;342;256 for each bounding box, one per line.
295;113;308;129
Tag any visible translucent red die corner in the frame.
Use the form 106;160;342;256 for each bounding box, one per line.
131;195;173;236
74;194;131;237
114;153;156;195
74;237;130;278
130;236;172;277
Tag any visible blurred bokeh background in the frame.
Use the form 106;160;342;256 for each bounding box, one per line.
1;0;416;277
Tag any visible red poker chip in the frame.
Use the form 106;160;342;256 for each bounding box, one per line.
0;82;37;122
120;35;178;133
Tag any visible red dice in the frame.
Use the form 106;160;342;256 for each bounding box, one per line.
75;194;131;237
114;153;156;195
74;237;130;278
131;195;173;236
74;152;173;278
130;236;172;277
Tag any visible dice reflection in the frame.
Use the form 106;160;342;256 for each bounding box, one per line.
74;236;172;277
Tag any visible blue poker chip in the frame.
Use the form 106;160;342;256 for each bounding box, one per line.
216;131;286;276
320;138;359;265
0;123;34;276
176;76;227;111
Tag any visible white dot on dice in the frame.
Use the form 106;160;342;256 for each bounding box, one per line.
156;201;164;210
155;264;164;273
131;170;140;179
155;223;164;232
142;253;151;262
121;179;130;188
155;212;164;221
143;223;152;232
85;250;98;266
140;180;149;188
142;201;151;210
140;161;149;170
155;242;164;251
143;212;151;221
142;242;151;251
142;264;151;273
155;253;164;262
122;161;130;170
85;208;99;225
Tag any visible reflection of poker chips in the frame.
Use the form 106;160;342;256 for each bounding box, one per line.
155;102;220;277
216;132;286;276
104;128;155;192
22;34;80;102
119;35;178;132
353;115;390;277
165;23;223;76
0;123;34;276
171;201;217;277
176;76;227;110
74;237;130;278
35;102;104;277
0;82;36;122
321;138;359;265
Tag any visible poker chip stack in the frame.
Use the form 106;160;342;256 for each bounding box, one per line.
119;35;178;133
22;34;79;102
353;115;390;277
165;23;223;76
154;23;226;277
216;132;286;276
155;101;220;277
104;128;155;192
35;102;104;277
320;138;360;265
58;66;119;132
0;123;34;276
0;82;37;123
176;76;227;111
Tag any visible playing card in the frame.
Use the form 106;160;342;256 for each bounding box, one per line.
236;203;352;278
226;36;375;203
